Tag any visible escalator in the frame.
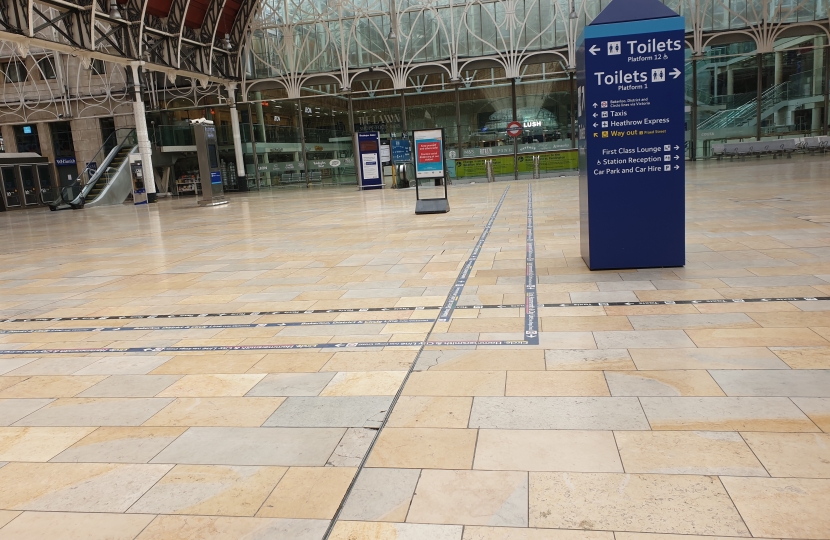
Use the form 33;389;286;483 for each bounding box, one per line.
84;144;135;203
43;129;138;210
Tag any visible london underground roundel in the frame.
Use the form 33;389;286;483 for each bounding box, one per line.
506;121;523;137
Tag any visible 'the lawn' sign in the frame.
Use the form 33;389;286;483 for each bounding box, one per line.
577;0;686;270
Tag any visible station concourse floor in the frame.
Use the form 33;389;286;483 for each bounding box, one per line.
0;156;829;540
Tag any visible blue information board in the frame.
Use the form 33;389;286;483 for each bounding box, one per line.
577;0;685;270
357;131;383;190
391;139;411;163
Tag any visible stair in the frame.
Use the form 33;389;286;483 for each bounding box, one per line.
85;147;133;202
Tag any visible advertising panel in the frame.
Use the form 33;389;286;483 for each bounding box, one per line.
357;131;382;189
413;129;444;179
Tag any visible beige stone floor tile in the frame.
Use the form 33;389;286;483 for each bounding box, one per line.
331;521;463;540
541;316;633;331
367;427;477;469
545;349;636;370
606;370;725;396
615;431;766;475
717;286;825;299
419;350;545;371
403;371;506;396
0;376;107;399
151;354;265;375
386;396;472;428
156;374;266;397
463;527;612;540
742;432;830;478
0;427;94;462
0;510;20;528
686;328;829;347
634;289;724;302
52;426;186;463
505;371;609;396
256;466;356;519
641;397;818;432
129;464;287;516
770;347;830;368
319;371;406;396
0;512;154;540
792;397;830;431
530;472;748;536
812;326;830;341
449;318;524;333
144;397;284;427
474;429;622;472
604;305;700;316
406;469;528;526
0;462;171;512
540;306;607;317
629;347;787;370
749;311;830;327
0;378;28;392
134;515;329;540
614;535;773;540
694;301;800;313
721;477;830;539
320;351;416;371
248;352;332;373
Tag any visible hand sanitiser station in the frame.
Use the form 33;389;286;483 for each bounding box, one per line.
577;0;685;270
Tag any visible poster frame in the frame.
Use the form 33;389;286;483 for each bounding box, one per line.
413;128;446;180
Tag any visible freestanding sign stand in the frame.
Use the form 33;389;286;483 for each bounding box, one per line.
412;128;450;214
356;132;383;190
577;0;685;270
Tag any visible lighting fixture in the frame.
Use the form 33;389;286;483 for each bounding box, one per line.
223;34;233;51
109;0;122;19
569;0;578;19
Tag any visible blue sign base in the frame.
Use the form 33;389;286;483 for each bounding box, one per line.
577;2;685;270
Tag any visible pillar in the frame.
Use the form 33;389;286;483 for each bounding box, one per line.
691;57;697;160
774;52;785;126
130;62;156;201
813;37;826;134
253;91;270;185
726;65;734;95
227;83;247;191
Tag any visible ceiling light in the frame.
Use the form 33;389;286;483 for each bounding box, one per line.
109;0;122;19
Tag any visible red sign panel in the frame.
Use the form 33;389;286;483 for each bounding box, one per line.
506;121;523;137
417;142;441;163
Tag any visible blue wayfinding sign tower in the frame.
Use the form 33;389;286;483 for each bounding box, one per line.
577;0;685;270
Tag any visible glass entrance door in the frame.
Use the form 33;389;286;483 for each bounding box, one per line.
19;165;39;205
1;167;21;208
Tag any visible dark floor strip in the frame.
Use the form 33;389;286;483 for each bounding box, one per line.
4;296;826;323
0;318;436;335
525;185;539;345
437;185;510;322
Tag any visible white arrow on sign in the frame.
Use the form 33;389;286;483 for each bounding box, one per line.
670;68;682;79
593;123;598;127
592;113;598;118
589;45;600;55
674;165;680;170
674;145;680;150
674;155;680;160
593;103;598;108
